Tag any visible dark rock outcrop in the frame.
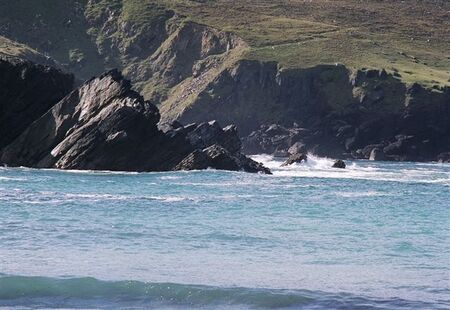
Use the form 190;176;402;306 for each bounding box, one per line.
242;124;311;155
281;153;308;167
332;160;346;169
235;64;449;163
0;70;270;173
159;58;449;163
242;123;345;159
0;57;74;149
174;144;271;174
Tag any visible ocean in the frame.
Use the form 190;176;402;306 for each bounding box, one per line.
0;155;449;309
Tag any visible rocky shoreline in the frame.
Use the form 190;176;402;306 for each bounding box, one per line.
0;60;270;174
242;120;450;163
0;58;448;171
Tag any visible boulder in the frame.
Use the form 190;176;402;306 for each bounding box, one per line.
332;159;346;169
281;153;308;166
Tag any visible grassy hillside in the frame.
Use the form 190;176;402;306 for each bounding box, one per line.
158;0;450;87
0;0;448;88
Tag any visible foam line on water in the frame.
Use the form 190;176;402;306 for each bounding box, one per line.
251;154;450;185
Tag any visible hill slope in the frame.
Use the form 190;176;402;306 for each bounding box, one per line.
0;1;448;162
1;0;448;88
0;1;448;129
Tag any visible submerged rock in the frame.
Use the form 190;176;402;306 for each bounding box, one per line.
332;160;346;169
0;70;270;174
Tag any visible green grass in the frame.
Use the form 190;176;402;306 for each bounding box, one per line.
0;0;448;87
0;0;104;78
157;0;450;87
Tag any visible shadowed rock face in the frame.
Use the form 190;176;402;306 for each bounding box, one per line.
0;70;269;173
231;65;450;162
0;57;74;150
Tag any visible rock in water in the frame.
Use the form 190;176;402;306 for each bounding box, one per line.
332;160;346;169
0;57;74;150
0;70;270;174
281;153;308;166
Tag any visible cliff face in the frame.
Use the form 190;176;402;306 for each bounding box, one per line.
0;57;74;150
123;21;245;102
0;70;269;173
0;1;448;163
165;60;449;161
0;1;246;103
163;62;355;134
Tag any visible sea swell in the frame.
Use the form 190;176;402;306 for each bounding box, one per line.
0;275;447;309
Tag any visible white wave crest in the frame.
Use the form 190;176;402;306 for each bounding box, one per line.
251;154;450;185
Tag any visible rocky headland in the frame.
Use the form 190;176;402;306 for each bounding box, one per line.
0;0;448;167
0;64;270;174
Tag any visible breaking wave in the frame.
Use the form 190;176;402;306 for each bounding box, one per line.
251;154;450;185
0;275;445;309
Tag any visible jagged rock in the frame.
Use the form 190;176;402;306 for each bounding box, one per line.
174;144;271;174
0;70;270;174
332;159;346;169
0;57;74;150
288;142;307;155
281;153;308;166
175;144;237;172
173;149;211;171
1;69;161;170
242;124;310;155
186;121;242;155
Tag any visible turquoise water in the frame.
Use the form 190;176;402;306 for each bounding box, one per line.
0;155;449;309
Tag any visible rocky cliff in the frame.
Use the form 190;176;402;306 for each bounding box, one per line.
0;69;269;173
0;1;448;163
0;57;74;149
165;60;449;162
